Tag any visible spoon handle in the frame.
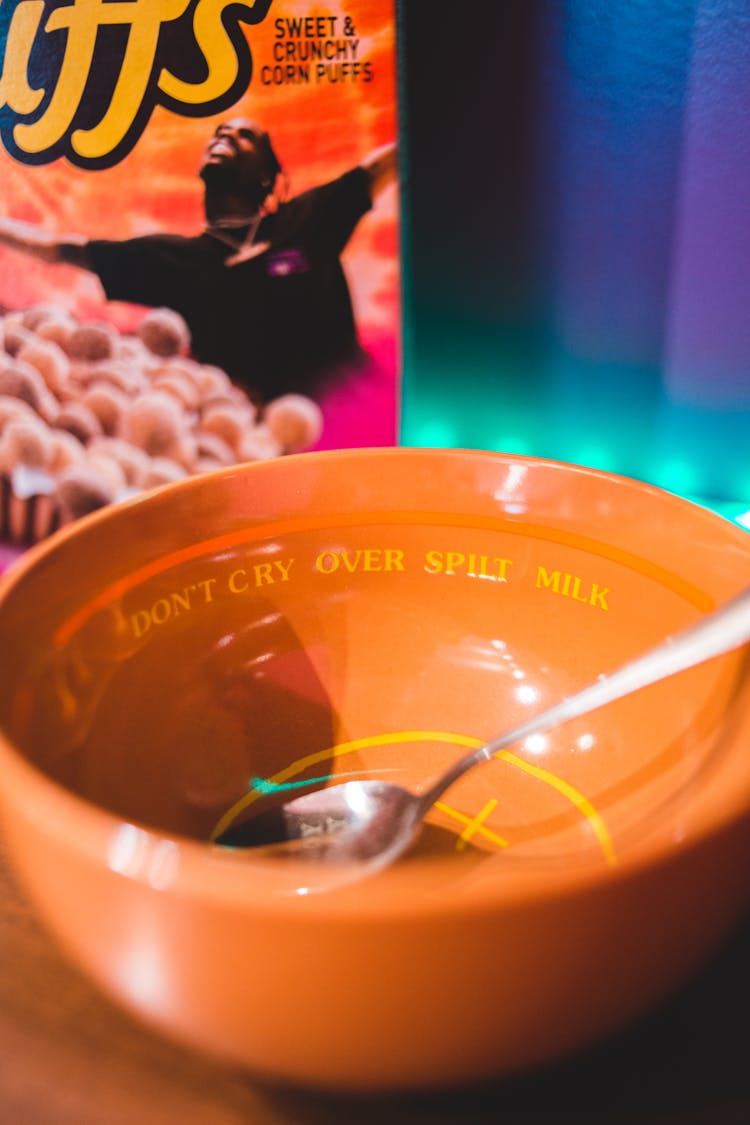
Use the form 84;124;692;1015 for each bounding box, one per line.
416;582;750;816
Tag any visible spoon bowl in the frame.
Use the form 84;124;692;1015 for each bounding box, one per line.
218;780;423;864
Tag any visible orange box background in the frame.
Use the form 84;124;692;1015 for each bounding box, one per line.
0;0;400;446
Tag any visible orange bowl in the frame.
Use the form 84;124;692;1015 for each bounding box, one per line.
1;447;750;1090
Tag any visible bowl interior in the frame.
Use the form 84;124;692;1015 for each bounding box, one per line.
1;450;749;879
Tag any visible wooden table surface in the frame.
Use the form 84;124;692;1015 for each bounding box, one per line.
2;837;750;1125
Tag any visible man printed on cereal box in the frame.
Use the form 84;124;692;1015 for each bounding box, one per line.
0;120;397;407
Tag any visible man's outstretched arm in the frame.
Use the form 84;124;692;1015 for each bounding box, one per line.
0;217;92;270
360;141;398;200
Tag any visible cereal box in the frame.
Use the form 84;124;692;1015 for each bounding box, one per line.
0;0;401;555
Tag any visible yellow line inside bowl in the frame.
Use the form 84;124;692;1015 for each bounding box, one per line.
210;730;617;865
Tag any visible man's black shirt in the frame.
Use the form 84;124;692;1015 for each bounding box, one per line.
87;168;373;402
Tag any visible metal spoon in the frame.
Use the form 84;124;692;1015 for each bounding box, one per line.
215;583;750;872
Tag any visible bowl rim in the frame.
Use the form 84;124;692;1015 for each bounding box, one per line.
2;444;747;578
